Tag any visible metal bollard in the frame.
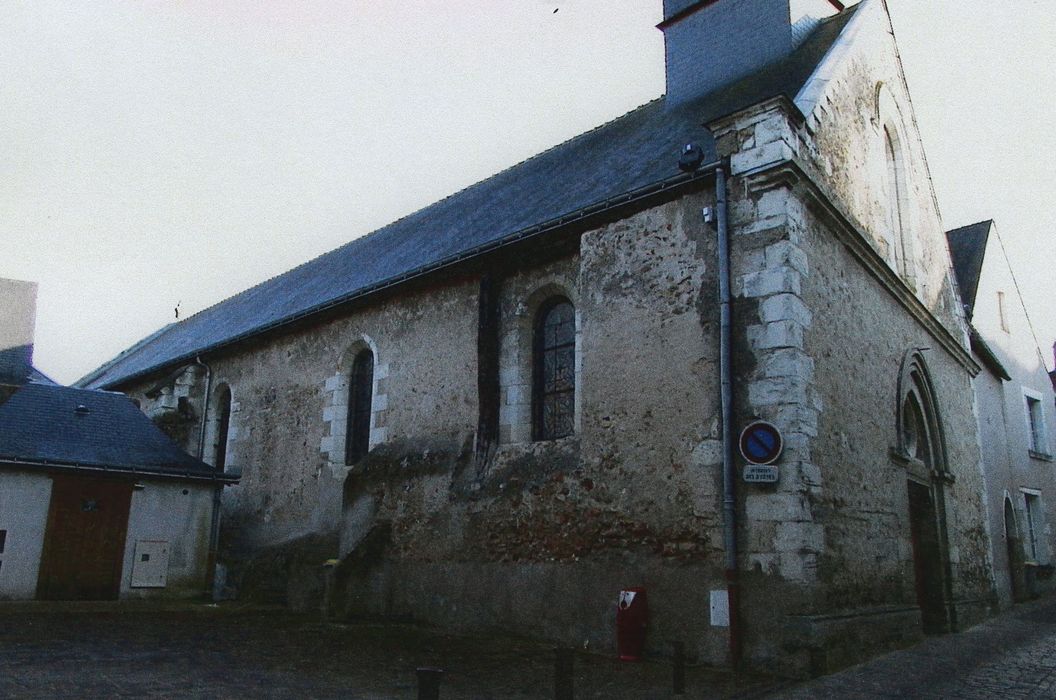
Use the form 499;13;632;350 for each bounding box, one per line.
416;667;444;700
554;647;574;700
672;641;686;695
320;559;338;622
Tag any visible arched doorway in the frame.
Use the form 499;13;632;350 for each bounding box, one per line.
896;351;955;634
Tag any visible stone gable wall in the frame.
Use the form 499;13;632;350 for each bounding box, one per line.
793;0;964;337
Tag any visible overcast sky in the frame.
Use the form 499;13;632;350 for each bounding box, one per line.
3;1;1054;385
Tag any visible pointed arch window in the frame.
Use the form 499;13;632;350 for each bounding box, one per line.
884;125;907;273
532;298;575;441
345;349;374;465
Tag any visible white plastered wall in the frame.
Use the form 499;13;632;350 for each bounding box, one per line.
120;480;213;598
0;471;51;599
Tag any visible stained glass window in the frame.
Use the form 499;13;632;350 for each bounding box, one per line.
533;299;575;440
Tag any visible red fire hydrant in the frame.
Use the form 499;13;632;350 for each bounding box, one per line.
616;587;648;661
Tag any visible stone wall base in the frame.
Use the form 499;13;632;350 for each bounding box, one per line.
784;605;924;677
329;556;731;665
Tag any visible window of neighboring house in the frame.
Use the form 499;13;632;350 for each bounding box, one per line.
214;385;232;472
998;291;1010;333
532;298;575;441
1026;394;1049;456
345;349;374;465
1023;492;1043;562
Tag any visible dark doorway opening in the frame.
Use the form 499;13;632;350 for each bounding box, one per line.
1004;498;1025;602
907;480;948;634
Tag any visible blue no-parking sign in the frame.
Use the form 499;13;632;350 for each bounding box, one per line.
738;421;783;465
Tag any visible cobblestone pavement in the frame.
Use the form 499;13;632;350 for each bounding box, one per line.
772;595;1056;699
6;597;1056;699
0;602;776;699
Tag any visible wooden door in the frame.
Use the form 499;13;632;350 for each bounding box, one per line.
907;480;947;633
36;474;133;600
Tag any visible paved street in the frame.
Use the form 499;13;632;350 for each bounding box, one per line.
3;596;1056;698
773;595;1056;699
0;602;772;699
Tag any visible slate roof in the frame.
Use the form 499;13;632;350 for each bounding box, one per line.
81;6;858;391
946;220;993;320
27;366;57;385
0;345;32;385
0;383;233;482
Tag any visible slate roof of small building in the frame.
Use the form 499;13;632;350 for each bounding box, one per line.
0;383;232;482
28;366;57;385
80;6;857;391
946;220;993;320
0;345;32;385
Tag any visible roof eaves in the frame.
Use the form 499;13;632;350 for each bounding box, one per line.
969;327;1011;382
0;457;239;484
794;1;867;119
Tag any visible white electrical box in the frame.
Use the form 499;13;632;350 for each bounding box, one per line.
710;589;730;627
130;540;170;588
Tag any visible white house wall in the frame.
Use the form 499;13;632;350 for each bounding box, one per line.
971;223;1056;604
120;479;214;598
0;470;51;599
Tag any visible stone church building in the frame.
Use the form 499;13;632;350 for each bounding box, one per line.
80;0;994;674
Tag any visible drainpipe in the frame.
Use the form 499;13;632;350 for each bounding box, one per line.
195;356;213;460
194;356;222;599
714;161;742;668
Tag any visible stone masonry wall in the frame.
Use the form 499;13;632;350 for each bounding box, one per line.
704;3;994;669
334;194;735;663
124;280;480;555
122;193;742;663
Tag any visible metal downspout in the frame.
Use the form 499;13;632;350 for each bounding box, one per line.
195;356;222;599
715;162;742;667
195;356;213;460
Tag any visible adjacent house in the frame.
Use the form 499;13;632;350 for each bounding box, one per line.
78;0;994;674
947;220;1056;605
0;279;236;601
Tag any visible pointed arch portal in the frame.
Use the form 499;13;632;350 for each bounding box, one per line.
896;349;955;634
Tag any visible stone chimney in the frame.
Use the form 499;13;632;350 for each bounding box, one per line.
0;278;37;389
659;0;843;106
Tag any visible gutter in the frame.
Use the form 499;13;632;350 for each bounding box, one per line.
93;168;715;391
0;457;239;484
